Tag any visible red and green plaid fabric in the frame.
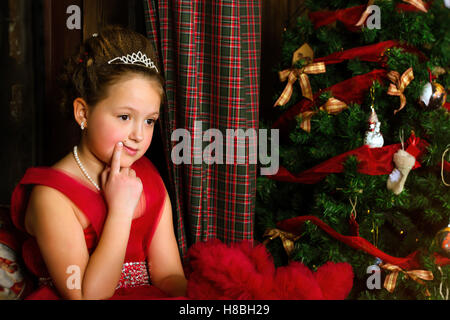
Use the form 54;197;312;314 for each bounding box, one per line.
143;0;261;259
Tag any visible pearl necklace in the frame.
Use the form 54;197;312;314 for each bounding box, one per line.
73;146;101;191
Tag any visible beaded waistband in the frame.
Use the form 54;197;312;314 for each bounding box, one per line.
116;261;151;289
39;261;151;290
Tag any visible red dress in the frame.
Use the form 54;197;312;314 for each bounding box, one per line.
10;156;176;300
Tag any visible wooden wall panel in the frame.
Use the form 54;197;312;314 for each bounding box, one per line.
83;0;130;41
0;0;41;205
42;0;83;164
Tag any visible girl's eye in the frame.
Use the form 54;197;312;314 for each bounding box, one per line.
146;119;156;126
119;115;130;121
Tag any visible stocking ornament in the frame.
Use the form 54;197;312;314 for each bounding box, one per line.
387;137;416;195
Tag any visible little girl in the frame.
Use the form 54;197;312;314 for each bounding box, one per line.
10;25;187;300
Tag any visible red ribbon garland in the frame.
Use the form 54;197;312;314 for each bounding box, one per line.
269;133;428;184
314;40;400;65
277;215;450;270
308;5;367;31
314;40;427;66
308;2;430;31
277;215;421;270
272;69;388;133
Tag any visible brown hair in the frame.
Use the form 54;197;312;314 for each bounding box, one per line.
60;25;164;115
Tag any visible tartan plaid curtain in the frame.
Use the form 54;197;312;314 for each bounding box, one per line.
143;0;261;259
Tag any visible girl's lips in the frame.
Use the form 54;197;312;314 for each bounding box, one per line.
123;145;138;156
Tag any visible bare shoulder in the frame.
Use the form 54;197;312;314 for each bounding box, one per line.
24;152;85;235
24;184;77;236
23;183;90;300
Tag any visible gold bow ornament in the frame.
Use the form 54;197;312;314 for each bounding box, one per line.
356;0;427;26
380;262;434;297
263;228;301;258
387;67;414;115
402;0;428;12
355;0;376;27
297;97;348;132
274;43;326;107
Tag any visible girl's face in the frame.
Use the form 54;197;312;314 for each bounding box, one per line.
84;76;161;168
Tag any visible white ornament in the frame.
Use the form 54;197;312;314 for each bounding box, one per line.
364;107;384;148
420;82;433;107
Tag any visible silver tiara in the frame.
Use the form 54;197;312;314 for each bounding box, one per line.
107;51;159;73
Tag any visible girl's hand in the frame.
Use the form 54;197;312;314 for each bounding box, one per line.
101;142;143;217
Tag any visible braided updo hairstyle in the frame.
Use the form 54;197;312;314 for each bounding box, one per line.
60;25;164;115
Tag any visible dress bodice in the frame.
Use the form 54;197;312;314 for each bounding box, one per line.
9;156;168;299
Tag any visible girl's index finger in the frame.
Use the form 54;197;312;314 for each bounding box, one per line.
111;142;123;173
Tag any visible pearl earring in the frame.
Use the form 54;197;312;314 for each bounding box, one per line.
80;121;86;130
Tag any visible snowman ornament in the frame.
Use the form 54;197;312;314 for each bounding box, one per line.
364;107;384;148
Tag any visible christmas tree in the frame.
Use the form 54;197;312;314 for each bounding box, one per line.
257;0;450;299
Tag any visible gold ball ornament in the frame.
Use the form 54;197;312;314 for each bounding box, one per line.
435;225;450;258
419;82;447;110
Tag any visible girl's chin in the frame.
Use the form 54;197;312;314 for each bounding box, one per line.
122;153;144;168
121;159;137;168
114;156;137;168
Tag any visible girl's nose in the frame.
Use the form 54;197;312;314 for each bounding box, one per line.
130;123;144;142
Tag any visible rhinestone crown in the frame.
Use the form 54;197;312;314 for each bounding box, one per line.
108;51;159;73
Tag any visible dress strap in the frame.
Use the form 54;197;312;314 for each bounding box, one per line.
10;167;107;239
131;157;167;253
